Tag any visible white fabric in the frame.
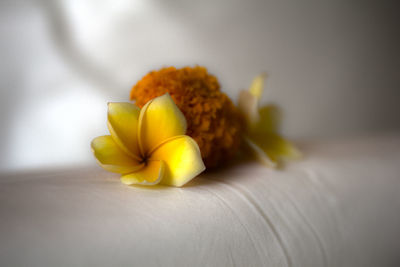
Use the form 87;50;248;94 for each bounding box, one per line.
1;135;400;266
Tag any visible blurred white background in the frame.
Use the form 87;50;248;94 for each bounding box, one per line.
0;0;399;171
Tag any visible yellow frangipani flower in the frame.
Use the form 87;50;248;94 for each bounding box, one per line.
91;93;205;187
238;74;301;167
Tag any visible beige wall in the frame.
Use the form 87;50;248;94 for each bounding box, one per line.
0;0;399;170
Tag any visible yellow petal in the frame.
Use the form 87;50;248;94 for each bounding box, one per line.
238;90;260;125
91;136;143;173
138;93;187;154
253;105;281;133
150;135;205;187
245;133;301;167
121;160;165;185
107;102;141;160
249;73;266;99
243;136;277;168
238;74;269;127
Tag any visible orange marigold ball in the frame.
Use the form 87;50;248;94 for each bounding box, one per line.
130;66;243;168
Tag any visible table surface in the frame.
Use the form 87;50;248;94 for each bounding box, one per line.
1;135;400;267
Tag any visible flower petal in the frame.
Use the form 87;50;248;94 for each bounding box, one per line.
253;105;281;133
138;93;187;154
91;136;143;173
238;74;268;127
150;135;205;187
249;73;266;99
245;133;302;167
121;160;165;185
243;136;277;168
107;102;141;160
238;90;260;125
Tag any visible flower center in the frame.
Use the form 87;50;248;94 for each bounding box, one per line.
139;155;149;165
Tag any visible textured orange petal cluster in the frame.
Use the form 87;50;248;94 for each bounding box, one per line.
130;66;243;168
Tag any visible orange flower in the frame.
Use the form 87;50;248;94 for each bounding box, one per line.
130;66;243;168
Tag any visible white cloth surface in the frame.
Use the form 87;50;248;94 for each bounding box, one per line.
1;135;400;266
